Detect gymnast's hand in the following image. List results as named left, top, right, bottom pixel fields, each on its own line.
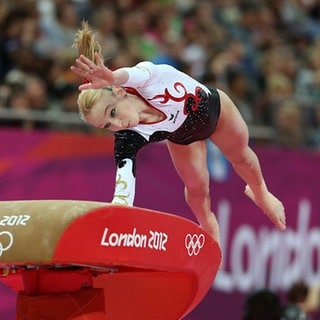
left=71, top=53, right=115, bottom=90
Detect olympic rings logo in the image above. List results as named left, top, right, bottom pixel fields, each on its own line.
left=0, top=231, right=14, bottom=257
left=185, top=233, right=205, bottom=256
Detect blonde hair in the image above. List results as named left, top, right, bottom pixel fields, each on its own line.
left=77, top=89, right=105, bottom=120
left=73, top=21, right=108, bottom=120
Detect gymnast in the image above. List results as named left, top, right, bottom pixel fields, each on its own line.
left=70, top=22, right=286, bottom=244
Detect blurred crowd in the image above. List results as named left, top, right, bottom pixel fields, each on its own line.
left=0, top=0, right=320, bottom=147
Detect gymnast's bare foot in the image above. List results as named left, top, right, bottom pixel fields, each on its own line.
left=244, top=185, right=286, bottom=231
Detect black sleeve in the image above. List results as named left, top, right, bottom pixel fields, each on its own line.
left=114, top=130, right=149, bottom=174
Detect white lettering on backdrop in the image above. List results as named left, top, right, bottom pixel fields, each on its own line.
left=214, top=198, right=320, bottom=292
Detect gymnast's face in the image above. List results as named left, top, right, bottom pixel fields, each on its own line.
left=86, top=87, right=140, bottom=131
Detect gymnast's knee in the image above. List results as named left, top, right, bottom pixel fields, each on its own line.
left=184, top=184, right=210, bottom=202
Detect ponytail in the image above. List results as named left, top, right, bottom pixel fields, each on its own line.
left=73, top=21, right=108, bottom=121
left=73, top=20, right=101, bottom=62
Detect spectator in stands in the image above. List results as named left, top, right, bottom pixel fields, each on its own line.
left=0, top=3, right=39, bottom=81
left=309, top=104, right=320, bottom=148
left=0, top=83, right=11, bottom=109
left=225, top=67, right=254, bottom=125
left=273, top=101, right=306, bottom=148
left=90, top=6, right=119, bottom=61
left=243, top=288, right=282, bottom=320
left=282, top=281, right=314, bottom=320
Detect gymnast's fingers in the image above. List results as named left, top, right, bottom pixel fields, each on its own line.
left=78, top=82, right=93, bottom=90
left=95, top=53, right=105, bottom=67
left=70, top=65, right=87, bottom=77
left=79, top=54, right=97, bottom=69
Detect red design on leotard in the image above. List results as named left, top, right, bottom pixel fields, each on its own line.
left=149, top=83, right=205, bottom=115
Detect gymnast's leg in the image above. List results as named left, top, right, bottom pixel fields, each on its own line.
left=210, top=89, right=286, bottom=230
left=167, top=140, right=220, bottom=244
